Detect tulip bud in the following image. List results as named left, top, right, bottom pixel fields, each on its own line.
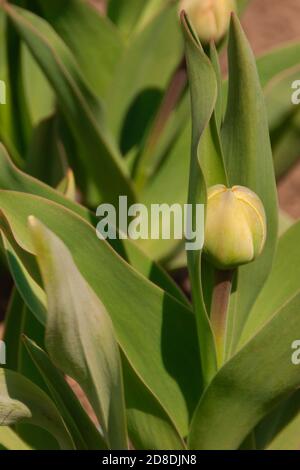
left=180, top=0, right=236, bottom=44
left=204, top=185, right=267, bottom=270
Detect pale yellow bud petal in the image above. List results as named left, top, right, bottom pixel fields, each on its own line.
left=204, top=185, right=267, bottom=269
left=180, top=0, right=236, bottom=43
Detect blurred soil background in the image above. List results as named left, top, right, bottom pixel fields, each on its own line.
left=0, top=0, right=300, bottom=339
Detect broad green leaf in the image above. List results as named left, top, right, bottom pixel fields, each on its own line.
left=264, top=67, right=300, bottom=131
left=138, top=123, right=191, bottom=261
left=256, top=41, right=300, bottom=177
left=221, top=15, right=278, bottom=354
left=189, top=291, right=300, bottom=449
left=272, top=109, right=300, bottom=179
left=0, top=191, right=201, bottom=436
left=22, top=43, right=54, bottom=125
left=2, top=285, right=61, bottom=449
left=255, top=390, right=300, bottom=450
left=26, top=114, right=65, bottom=187
left=1, top=233, right=47, bottom=325
left=263, top=65, right=300, bottom=178
left=267, top=416, right=300, bottom=450
left=209, top=43, right=223, bottom=129
left=29, top=217, right=128, bottom=450
left=107, top=3, right=183, bottom=155
left=108, top=0, right=166, bottom=39
left=108, top=0, right=148, bottom=38
left=3, top=288, right=25, bottom=371
left=6, top=8, right=32, bottom=156
left=0, top=426, right=31, bottom=450
left=122, top=356, right=186, bottom=450
left=240, top=221, right=300, bottom=346
left=0, top=145, right=188, bottom=305
left=23, top=337, right=107, bottom=450
left=34, top=0, right=124, bottom=98
left=0, top=368, right=74, bottom=449
left=257, top=41, right=300, bottom=88
left=182, top=12, right=218, bottom=384
left=3, top=3, right=135, bottom=207
left=0, top=10, right=21, bottom=164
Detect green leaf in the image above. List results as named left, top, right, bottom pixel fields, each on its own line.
left=0, top=191, right=200, bottom=437
left=26, top=114, right=65, bottom=187
left=189, top=290, right=300, bottom=449
left=0, top=426, right=31, bottom=450
left=0, top=10, right=22, bottom=165
left=1, top=233, right=47, bottom=325
left=29, top=217, right=128, bottom=449
left=272, top=109, right=300, bottom=179
left=121, top=356, right=186, bottom=450
left=0, top=368, right=74, bottom=449
left=240, top=221, right=300, bottom=346
left=0, top=144, right=188, bottom=305
left=6, top=7, right=32, bottom=156
left=182, top=12, right=218, bottom=384
left=107, top=3, right=183, bottom=156
left=221, top=14, right=278, bottom=354
left=255, top=390, right=300, bottom=450
left=138, top=123, right=191, bottom=261
left=257, top=41, right=300, bottom=88
left=22, top=43, right=54, bottom=125
left=252, top=42, right=300, bottom=178
left=108, top=0, right=165, bottom=39
left=2, top=288, right=25, bottom=371
left=3, top=3, right=135, bottom=207
left=34, top=0, right=124, bottom=98
left=23, top=337, right=107, bottom=450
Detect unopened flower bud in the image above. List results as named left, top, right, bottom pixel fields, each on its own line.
left=180, top=0, right=236, bottom=43
left=204, top=185, right=267, bottom=270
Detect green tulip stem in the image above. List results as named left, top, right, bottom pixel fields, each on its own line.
left=210, top=268, right=234, bottom=367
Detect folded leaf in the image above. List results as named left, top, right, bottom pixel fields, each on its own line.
left=23, top=337, right=107, bottom=450
left=221, top=14, right=278, bottom=354
left=29, top=217, right=128, bottom=450
left=0, top=368, right=74, bottom=449
left=189, top=291, right=300, bottom=449
left=182, top=12, right=218, bottom=384
left=0, top=426, right=31, bottom=450
left=240, top=221, right=300, bottom=345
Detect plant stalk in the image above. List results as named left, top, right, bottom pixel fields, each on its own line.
left=210, top=268, right=234, bottom=368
